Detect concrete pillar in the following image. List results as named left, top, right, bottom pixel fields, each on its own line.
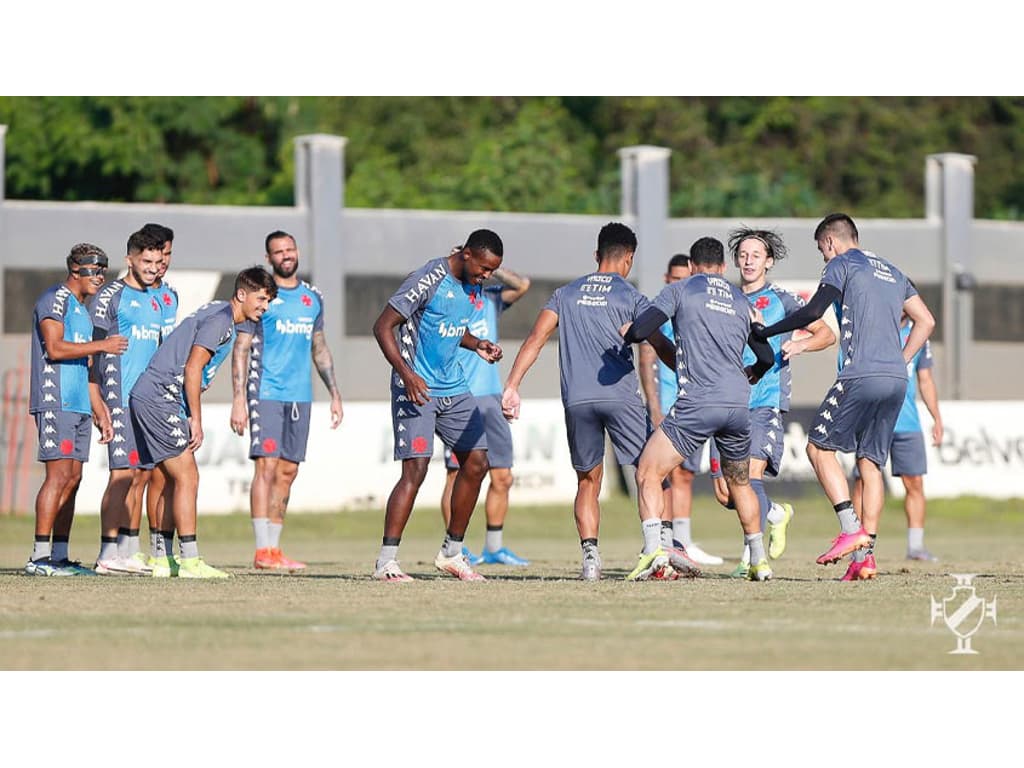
left=925, top=153, right=977, bottom=400
left=294, top=134, right=347, bottom=351
left=618, top=145, right=671, bottom=298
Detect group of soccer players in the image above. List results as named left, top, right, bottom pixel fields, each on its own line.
left=372, top=216, right=936, bottom=584
left=25, top=226, right=341, bottom=578
left=25, top=213, right=939, bottom=583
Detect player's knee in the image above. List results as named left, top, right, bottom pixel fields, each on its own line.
left=489, top=468, right=513, bottom=493
left=459, top=450, right=489, bottom=480
left=903, top=475, right=924, bottom=495
left=276, top=462, right=299, bottom=486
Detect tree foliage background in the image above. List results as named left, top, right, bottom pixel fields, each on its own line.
left=1, top=96, right=1022, bottom=219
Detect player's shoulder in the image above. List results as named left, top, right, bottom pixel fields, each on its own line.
left=301, top=279, right=325, bottom=301
left=767, top=282, right=805, bottom=306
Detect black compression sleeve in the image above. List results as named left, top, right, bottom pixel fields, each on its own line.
left=747, top=324, right=775, bottom=382
left=757, top=284, right=841, bottom=339
left=624, top=306, right=669, bottom=344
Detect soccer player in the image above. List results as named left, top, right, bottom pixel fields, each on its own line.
left=25, top=243, right=128, bottom=576
left=623, top=237, right=777, bottom=582
left=230, top=231, right=345, bottom=571
left=637, top=253, right=724, bottom=566
left=752, top=213, right=935, bottom=581
left=129, top=267, right=277, bottom=578
left=714, top=227, right=836, bottom=577
left=851, top=310, right=943, bottom=562
left=501, top=222, right=677, bottom=581
left=90, top=228, right=167, bottom=574
left=439, top=262, right=531, bottom=566
left=371, top=229, right=504, bottom=582
left=140, top=222, right=179, bottom=564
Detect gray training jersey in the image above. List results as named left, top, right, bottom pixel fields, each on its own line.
left=543, top=272, right=650, bottom=408
left=820, top=248, right=917, bottom=381
left=653, top=273, right=753, bottom=409
left=131, top=301, right=236, bottom=405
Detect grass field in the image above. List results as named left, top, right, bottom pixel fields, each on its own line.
left=1, top=493, right=1021, bottom=670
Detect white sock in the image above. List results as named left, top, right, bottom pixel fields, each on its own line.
left=745, top=533, right=765, bottom=564
left=672, top=517, right=692, bottom=547
left=252, top=518, right=270, bottom=550
left=485, top=526, right=503, bottom=553
left=377, top=544, right=399, bottom=570
left=908, top=527, right=925, bottom=551
left=740, top=542, right=751, bottom=565
left=641, top=518, right=662, bottom=555
left=268, top=522, right=283, bottom=549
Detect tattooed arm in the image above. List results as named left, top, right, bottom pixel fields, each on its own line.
left=312, top=329, right=344, bottom=429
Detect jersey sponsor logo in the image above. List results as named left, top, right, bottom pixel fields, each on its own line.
left=51, top=286, right=70, bottom=317
left=404, top=263, right=448, bottom=303
left=93, top=283, right=122, bottom=320
left=438, top=321, right=467, bottom=338
left=129, top=325, right=157, bottom=342
left=274, top=318, right=314, bottom=338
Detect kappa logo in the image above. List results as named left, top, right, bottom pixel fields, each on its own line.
left=175, top=438, right=188, bottom=447
left=105, top=377, right=117, bottom=386
left=843, top=330, right=853, bottom=340
left=42, top=379, right=55, bottom=388
left=166, top=415, right=181, bottom=423
left=827, top=396, right=839, bottom=407
left=43, top=411, right=55, bottom=420
left=43, top=393, right=56, bottom=402
left=112, top=420, right=124, bottom=429
left=170, top=428, right=185, bottom=437
left=113, top=448, right=126, bottom=457
left=819, top=410, right=833, bottom=422
left=111, top=408, right=123, bottom=415
left=44, top=439, right=56, bottom=449
left=814, top=424, right=828, bottom=436
left=130, top=300, right=142, bottom=308
left=112, top=435, right=125, bottom=443
left=105, top=364, right=117, bottom=373
left=44, top=425, right=56, bottom=434
left=43, top=365, right=55, bottom=374
left=106, top=392, right=117, bottom=401
left=766, top=430, right=776, bottom=441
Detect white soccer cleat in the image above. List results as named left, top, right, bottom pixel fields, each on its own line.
left=94, top=557, right=139, bottom=575
left=434, top=550, right=486, bottom=581
left=372, top=559, right=414, bottom=582
left=679, top=541, right=724, bottom=566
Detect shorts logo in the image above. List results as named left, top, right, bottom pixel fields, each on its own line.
left=411, top=436, right=429, bottom=453
left=710, top=458, right=720, bottom=474
left=128, top=450, right=140, bottom=467
left=262, top=438, right=278, bottom=453
left=60, top=439, right=73, bottom=455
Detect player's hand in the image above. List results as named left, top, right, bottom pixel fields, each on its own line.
left=102, top=335, right=129, bottom=354
left=330, top=394, right=344, bottom=429
left=781, top=338, right=806, bottom=360
left=188, top=416, right=204, bottom=452
left=93, top=408, right=114, bottom=444
left=403, top=372, right=431, bottom=406
left=744, top=365, right=760, bottom=385
left=476, top=340, right=503, bottom=363
left=932, top=419, right=944, bottom=447
left=230, top=398, right=248, bottom=436
left=501, top=387, right=521, bottom=421
left=618, top=321, right=633, bottom=339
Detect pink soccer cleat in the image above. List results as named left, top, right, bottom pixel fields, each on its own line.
left=841, top=553, right=878, bottom=581
left=816, top=528, right=872, bottom=565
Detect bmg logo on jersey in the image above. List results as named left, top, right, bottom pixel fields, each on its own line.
left=275, top=318, right=315, bottom=338
left=438, top=321, right=467, bottom=338
left=131, top=325, right=161, bottom=342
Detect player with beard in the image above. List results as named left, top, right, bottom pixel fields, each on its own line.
left=230, top=232, right=344, bottom=571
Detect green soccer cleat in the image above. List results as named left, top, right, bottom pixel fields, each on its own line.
left=730, top=561, right=750, bottom=579
left=767, top=502, right=795, bottom=560
left=149, top=555, right=180, bottom=578
left=178, top=557, right=230, bottom=579
left=625, top=548, right=669, bottom=581
left=747, top=559, right=774, bottom=582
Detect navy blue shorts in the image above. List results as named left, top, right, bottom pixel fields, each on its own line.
left=661, top=402, right=751, bottom=470
left=107, top=404, right=154, bottom=470
left=445, top=394, right=513, bottom=470
left=248, top=399, right=312, bottom=463
left=129, top=394, right=189, bottom=465
left=392, top=390, right=486, bottom=460
left=808, top=375, right=907, bottom=467
left=565, top=401, right=649, bottom=472
left=35, top=410, right=91, bottom=463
